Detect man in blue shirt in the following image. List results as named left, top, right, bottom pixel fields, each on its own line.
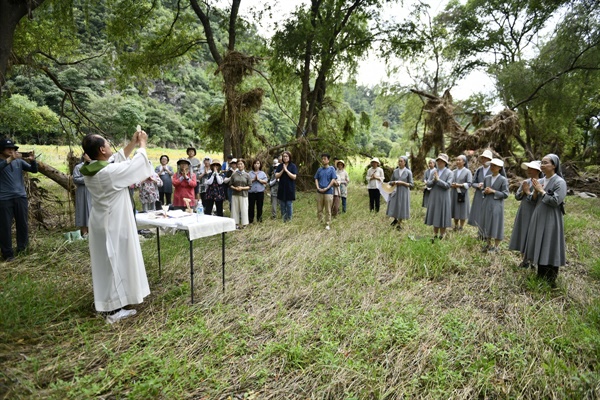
left=314, top=153, right=337, bottom=230
left=0, top=139, right=38, bottom=261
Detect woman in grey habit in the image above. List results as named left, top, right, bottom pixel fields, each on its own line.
left=451, top=155, right=472, bottom=231
left=425, top=153, right=453, bottom=241
left=480, top=158, right=509, bottom=253
left=422, top=159, right=435, bottom=208
left=386, top=156, right=413, bottom=230
left=524, top=154, right=567, bottom=287
left=467, top=149, right=493, bottom=239
left=508, top=160, right=543, bottom=268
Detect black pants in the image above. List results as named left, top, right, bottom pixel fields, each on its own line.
left=368, top=189, right=380, bottom=212
left=248, top=192, right=265, bottom=223
left=0, top=197, right=29, bottom=259
left=158, top=191, right=171, bottom=206
left=204, top=199, right=224, bottom=217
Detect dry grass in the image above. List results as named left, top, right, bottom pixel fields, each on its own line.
left=1, top=161, right=600, bottom=398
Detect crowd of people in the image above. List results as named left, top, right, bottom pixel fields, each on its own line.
left=0, top=134, right=568, bottom=324
left=376, top=150, right=566, bottom=288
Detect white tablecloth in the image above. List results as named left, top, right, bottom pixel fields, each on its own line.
left=136, top=212, right=236, bottom=240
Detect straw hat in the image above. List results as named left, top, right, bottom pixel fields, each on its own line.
left=521, top=160, right=541, bottom=171
left=210, top=159, right=222, bottom=168
left=370, top=157, right=380, bottom=165
left=336, top=159, right=345, bottom=167
left=480, top=149, right=493, bottom=160
left=436, top=153, right=449, bottom=164
left=490, top=158, right=504, bottom=167
left=381, top=182, right=396, bottom=193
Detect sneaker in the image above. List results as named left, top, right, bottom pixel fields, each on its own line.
left=106, top=309, right=137, bottom=324
left=325, top=225, right=330, bottom=230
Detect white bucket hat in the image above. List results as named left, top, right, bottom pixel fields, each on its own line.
left=480, top=149, right=493, bottom=160
left=521, top=160, right=541, bottom=172
left=490, top=158, right=504, bottom=167
left=370, top=157, right=380, bottom=165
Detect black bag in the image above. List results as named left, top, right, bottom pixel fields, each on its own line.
left=457, top=192, right=465, bottom=203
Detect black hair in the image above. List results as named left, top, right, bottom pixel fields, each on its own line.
left=186, top=147, right=196, bottom=156
left=160, top=155, right=169, bottom=163
left=321, top=153, right=330, bottom=160
left=82, top=134, right=106, bottom=160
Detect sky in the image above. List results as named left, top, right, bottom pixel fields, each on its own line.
left=235, top=0, right=498, bottom=101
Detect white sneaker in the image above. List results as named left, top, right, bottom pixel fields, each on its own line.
left=325, top=225, right=330, bottom=230
left=106, top=309, right=137, bottom=324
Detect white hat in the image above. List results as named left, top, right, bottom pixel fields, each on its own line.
left=381, top=182, right=395, bottom=193
left=231, top=158, right=238, bottom=163
left=521, top=160, right=541, bottom=172
left=370, top=157, right=380, bottom=165
left=273, top=158, right=279, bottom=165
left=481, top=149, right=493, bottom=160
left=436, top=153, right=449, bottom=164
left=490, top=158, right=504, bottom=167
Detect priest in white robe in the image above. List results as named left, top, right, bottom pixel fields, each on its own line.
left=81, top=131, right=153, bottom=322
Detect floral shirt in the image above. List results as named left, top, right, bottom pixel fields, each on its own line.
left=137, top=171, right=162, bottom=204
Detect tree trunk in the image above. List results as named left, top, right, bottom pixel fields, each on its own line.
left=37, top=161, right=75, bottom=193
left=0, top=0, right=46, bottom=89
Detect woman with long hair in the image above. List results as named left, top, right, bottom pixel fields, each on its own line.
left=248, top=159, right=268, bottom=223
left=275, top=151, right=298, bottom=222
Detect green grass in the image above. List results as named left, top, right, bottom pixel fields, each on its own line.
left=1, top=151, right=600, bottom=398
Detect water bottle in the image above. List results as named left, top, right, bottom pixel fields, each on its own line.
left=196, top=203, right=204, bottom=221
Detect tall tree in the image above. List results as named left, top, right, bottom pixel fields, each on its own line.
left=0, top=0, right=47, bottom=89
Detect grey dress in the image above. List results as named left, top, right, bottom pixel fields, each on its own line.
left=425, top=168, right=453, bottom=228
left=386, top=168, right=414, bottom=220
left=451, top=167, right=473, bottom=220
left=467, top=166, right=492, bottom=229
left=480, top=174, right=509, bottom=240
left=524, top=175, right=567, bottom=266
left=73, top=163, right=92, bottom=227
left=422, top=168, right=434, bottom=208
left=508, top=179, right=541, bottom=253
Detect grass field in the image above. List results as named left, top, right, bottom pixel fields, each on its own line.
left=1, top=147, right=600, bottom=398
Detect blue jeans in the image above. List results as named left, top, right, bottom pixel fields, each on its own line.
left=279, top=200, right=293, bottom=222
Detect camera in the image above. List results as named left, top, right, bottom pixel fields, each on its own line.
left=20, top=151, right=33, bottom=158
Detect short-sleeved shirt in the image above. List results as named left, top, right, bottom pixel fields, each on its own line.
left=249, top=170, right=268, bottom=193
left=0, top=159, right=38, bottom=200
left=314, top=166, right=337, bottom=195
left=276, top=162, right=297, bottom=201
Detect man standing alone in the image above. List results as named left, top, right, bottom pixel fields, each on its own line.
left=81, top=130, right=153, bottom=324
left=314, top=153, right=337, bottom=230
left=0, top=139, right=38, bottom=262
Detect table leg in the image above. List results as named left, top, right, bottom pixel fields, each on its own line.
left=156, top=227, right=162, bottom=278
left=189, top=232, right=194, bottom=304
left=222, top=232, right=225, bottom=293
